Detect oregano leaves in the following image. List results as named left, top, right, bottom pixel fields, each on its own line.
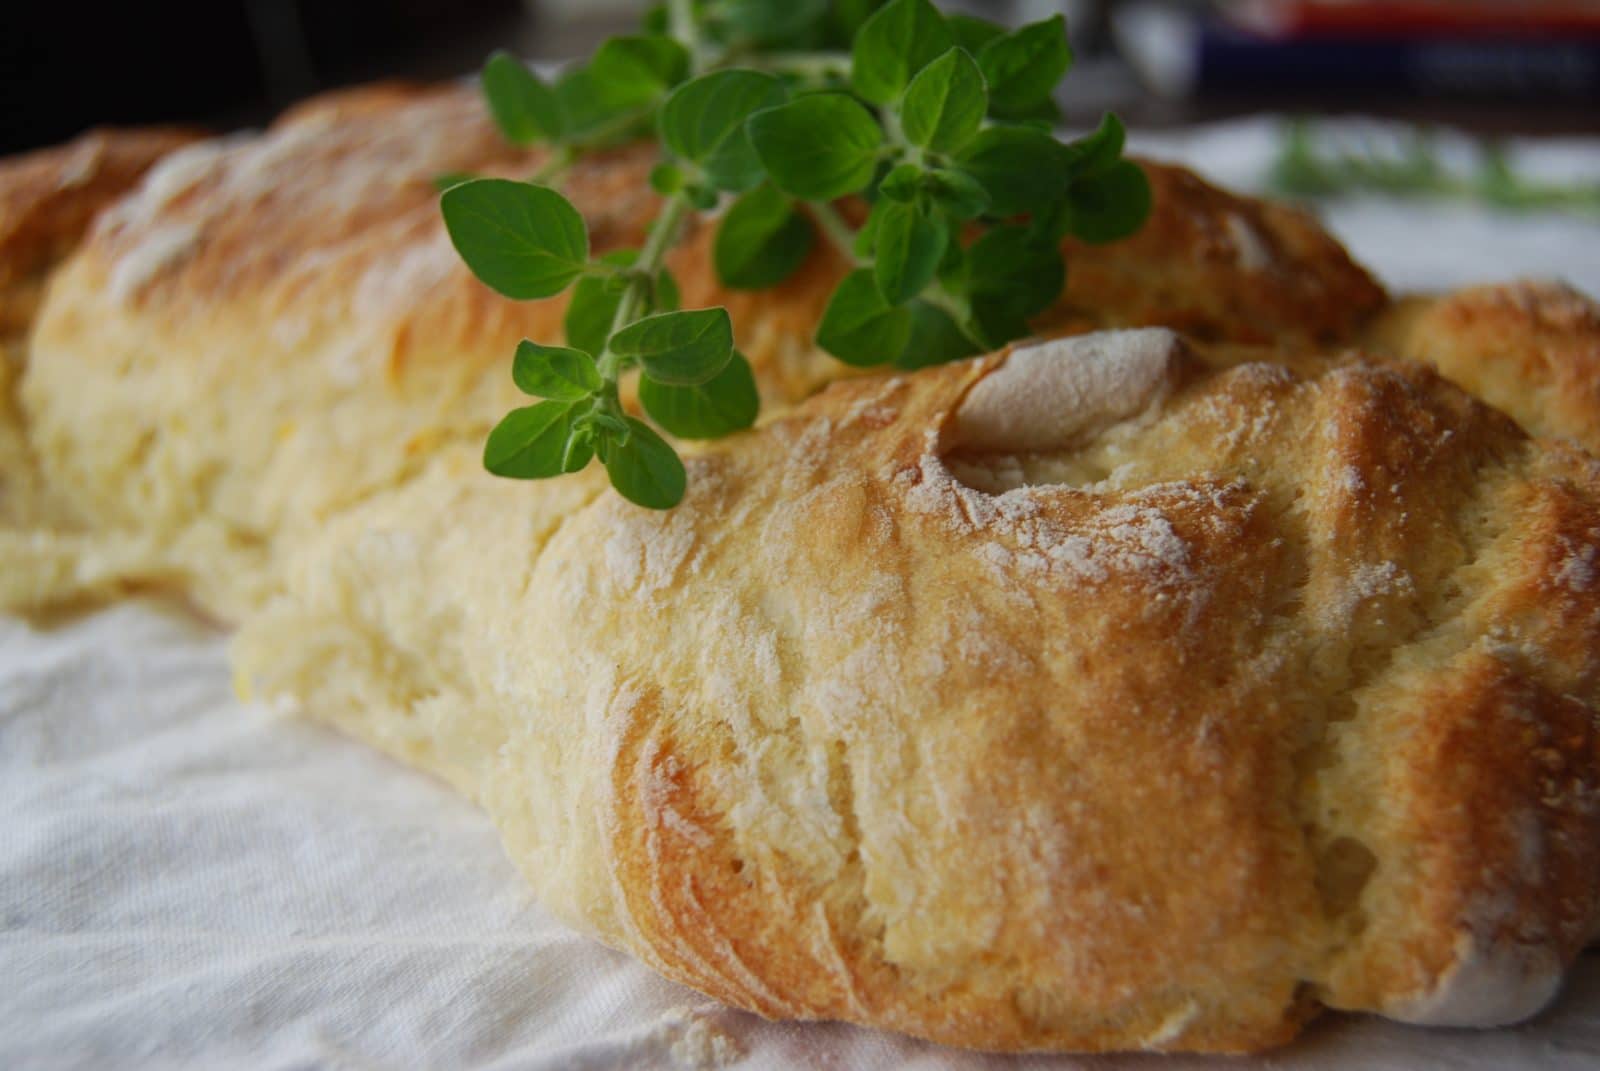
left=450, top=0, right=1151, bottom=509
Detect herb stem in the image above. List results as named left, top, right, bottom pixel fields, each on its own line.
left=1271, top=119, right=1600, bottom=218
left=598, top=193, right=692, bottom=381
left=923, top=283, right=990, bottom=351
left=668, top=0, right=704, bottom=76
left=746, top=51, right=852, bottom=85
left=804, top=201, right=861, bottom=266
left=530, top=146, right=575, bottom=186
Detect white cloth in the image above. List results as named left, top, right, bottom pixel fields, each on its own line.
left=4, top=119, right=1600, bottom=1070
left=1128, top=117, right=1600, bottom=298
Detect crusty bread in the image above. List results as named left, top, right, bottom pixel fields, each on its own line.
left=0, top=125, right=199, bottom=340
left=10, top=86, right=637, bottom=615
left=1367, top=280, right=1600, bottom=454
left=0, top=126, right=198, bottom=604
left=5, top=83, right=1384, bottom=619
left=1054, top=162, right=1387, bottom=345
left=4, top=83, right=1600, bottom=1055
left=234, top=330, right=1600, bottom=1052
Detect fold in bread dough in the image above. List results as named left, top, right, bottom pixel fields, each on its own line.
left=952, top=329, right=1181, bottom=452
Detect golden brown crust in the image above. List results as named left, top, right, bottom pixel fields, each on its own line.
left=0, top=126, right=199, bottom=337
left=9, top=80, right=1599, bottom=1054
left=233, top=332, right=1600, bottom=1052
left=585, top=341, right=1599, bottom=1050
left=57, top=83, right=1386, bottom=406
left=14, top=88, right=657, bottom=616
left=0, top=125, right=198, bottom=580
left=1365, top=281, right=1600, bottom=453
left=10, top=82, right=1396, bottom=620
left=1056, top=161, right=1388, bottom=346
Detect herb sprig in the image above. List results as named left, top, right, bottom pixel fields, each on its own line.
left=1272, top=119, right=1600, bottom=218
left=442, top=0, right=1151, bottom=508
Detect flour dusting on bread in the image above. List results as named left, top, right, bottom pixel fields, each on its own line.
left=905, top=453, right=1199, bottom=590
left=897, top=330, right=1207, bottom=588
left=106, top=221, right=200, bottom=302
left=1385, top=924, right=1564, bottom=1027
left=952, top=329, right=1181, bottom=453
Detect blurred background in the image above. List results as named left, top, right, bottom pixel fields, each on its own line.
left=2, top=1, right=1596, bottom=156
left=2, top=0, right=1596, bottom=261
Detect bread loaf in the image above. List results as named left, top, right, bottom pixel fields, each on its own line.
left=3, top=83, right=1599, bottom=1055
left=234, top=330, right=1600, bottom=1051
left=0, top=125, right=198, bottom=340
left=3, top=84, right=1382, bottom=619
left=0, top=126, right=198, bottom=604
left=1367, top=280, right=1600, bottom=453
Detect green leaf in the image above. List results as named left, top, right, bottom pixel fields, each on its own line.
left=1007, top=98, right=1063, bottom=125
left=924, top=168, right=989, bottom=219
left=589, top=35, right=690, bottom=110
left=895, top=299, right=981, bottom=369
left=441, top=179, right=589, bottom=299
left=610, top=308, right=734, bottom=385
left=966, top=225, right=1065, bottom=345
left=851, top=0, right=953, bottom=105
left=720, top=0, right=829, bottom=46
left=746, top=94, right=884, bottom=201
left=816, top=269, right=911, bottom=366
left=511, top=341, right=602, bottom=400
left=968, top=295, right=1030, bottom=349
left=604, top=417, right=686, bottom=509
left=553, top=67, right=620, bottom=141
left=714, top=184, right=815, bottom=290
left=826, top=0, right=890, bottom=46
left=482, top=51, right=563, bottom=144
left=639, top=351, right=760, bottom=438
left=660, top=70, right=788, bottom=192
left=968, top=225, right=1065, bottom=316
left=563, top=251, right=681, bottom=354
left=872, top=200, right=947, bottom=305
left=484, top=400, right=590, bottom=478
left=947, top=14, right=1005, bottom=55
left=1060, top=159, right=1152, bottom=244
left=935, top=233, right=965, bottom=289
left=650, top=162, right=684, bottom=195
left=552, top=37, right=688, bottom=143
left=685, top=184, right=719, bottom=211
left=1028, top=115, right=1137, bottom=243
left=853, top=205, right=881, bottom=258
left=901, top=48, right=986, bottom=153
left=955, top=126, right=1073, bottom=216
left=878, top=163, right=922, bottom=203
left=564, top=252, right=631, bottom=355
left=654, top=266, right=681, bottom=312
left=1062, top=112, right=1127, bottom=176
left=977, top=15, right=1073, bottom=119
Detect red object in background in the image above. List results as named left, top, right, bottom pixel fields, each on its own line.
left=1228, top=0, right=1600, bottom=38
